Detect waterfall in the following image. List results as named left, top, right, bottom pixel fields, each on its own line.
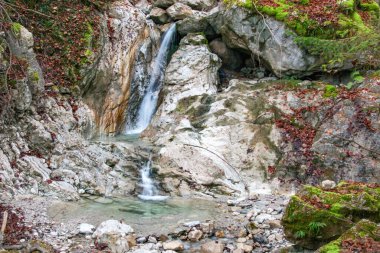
left=125, top=24, right=177, bottom=135
left=138, top=156, right=168, bottom=201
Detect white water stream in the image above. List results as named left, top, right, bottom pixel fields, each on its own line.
left=138, top=156, right=168, bottom=201
left=125, top=24, right=177, bottom=135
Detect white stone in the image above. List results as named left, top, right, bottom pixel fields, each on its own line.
left=92, top=220, right=133, bottom=238
left=162, top=241, right=184, bottom=251
left=78, top=223, right=95, bottom=234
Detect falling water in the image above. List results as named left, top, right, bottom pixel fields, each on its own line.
left=138, top=157, right=168, bottom=201
left=126, top=24, right=177, bottom=134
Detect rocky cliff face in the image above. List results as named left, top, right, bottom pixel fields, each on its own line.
left=143, top=33, right=379, bottom=197
left=81, top=1, right=157, bottom=134
left=0, top=15, right=150, bottom=201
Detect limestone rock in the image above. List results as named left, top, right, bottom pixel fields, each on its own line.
left=282, top=183, right=380, bottom=249
left=188, top=229, right=203, bottom=241
left=162, top=240, right=184, bottom=251
left=78, top=223, right=95, bottom=234
left=153, top=0, right=175, bottom=9
left=321, top=180, right=336, bottom=190
left=179, top=0, right=216, bottom=10
left=150, top=7, right=171, bottom=24
left=317, top=219, right=380, bottom=253
left=81, top=2, right=148, bottom=133
left=166, top=3, right=193, bottom=20
left=161, top=33, right=221, bottom=114
left=92, top=220, right=134, bottom=253
left=208, top=6, right=318, bottom=77
left=93, top=220, right=134, bottom=238
left=200, top=241, right=225, bottom=253
left=177, top=11, right=216, bottom=37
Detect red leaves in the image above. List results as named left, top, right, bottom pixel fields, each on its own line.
left=0, top=204, right=32, bottom=245
left=268, top=166, right=276, bottom=174
left=5, top=0, right=103, bottom=87
left=341, top=238, right=380, bottom=253
left=301, top=195, right=331, bottom=210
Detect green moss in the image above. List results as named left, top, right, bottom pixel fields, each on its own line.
left=323, top=85, right=338, bottom=98
left=283, top=182, right=380, bottom=249
left=318, top=240, right=341, bottom=253
left=32, top=71, right=39, bottom=82
left=176, top=96, right=199, bottom=114
left=11, top=22, right=22, bottom=37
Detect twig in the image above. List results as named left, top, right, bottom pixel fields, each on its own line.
left=1, top=210, right=8, bottom=233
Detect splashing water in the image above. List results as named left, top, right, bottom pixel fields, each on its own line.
left=138, top=157, right=168, bottom=201
left=126, top=24, right=177, bottom=134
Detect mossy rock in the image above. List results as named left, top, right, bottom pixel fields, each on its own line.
left=317, top=219, right=380, bottom=253
left=282, top=182, right=380, bottom=249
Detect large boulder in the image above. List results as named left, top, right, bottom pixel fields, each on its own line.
left=149, top=7, right=171, bottom=24
left=93, top=220, right=134, bottom=253
left=153, top=0, right=175, bottom=9
left=317, top=219, right=380, bottom=253
left=209, top=38, right=243, bottom=70
left=177, top=11, right=216, bottom=37
left=282, top=182, right=380, bottom=249
left=179, top=0, right=217, bottom=11
left=208, top=6, right=318, bottom=77
left=161, top=33, right=221, bottom=114
left=166, top=3, right=193, bottom=20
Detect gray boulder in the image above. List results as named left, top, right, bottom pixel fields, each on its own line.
left=149, top=7, right=171, bottom=24
left=179, top=0, right=216, bottom=11
left=161, top=33, right=221, bottom=114
left=166, top=3, right=193, bottom=20
left=153, top=0, right=175, bottom=9
left=177, top=11, right=216, bottom=37
left=208, top=6, right=318, bottom=77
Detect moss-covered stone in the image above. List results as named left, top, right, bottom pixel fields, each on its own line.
left=11, top=22, right=22, bottom=38
left=317, top=219, right=380, bottom=253
left=282, top=182, right=380, bottom=249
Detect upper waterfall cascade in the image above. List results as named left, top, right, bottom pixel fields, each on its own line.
left=125, top=24, right=177, bottom=135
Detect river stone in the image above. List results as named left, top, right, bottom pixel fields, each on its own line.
left=93, top=220, right=134, bottom=238
left=166, top=3, right=193, bottom=20
left=162, top=240, right=184, bottom=251
left=255, top=213, right=273, bottom=224
left=200, top=241, right=225, bottom=253
left=321, top=180, right=336, bottom=190
left=149, top=7, right=171, bottom=24
left=188, top=229, right=203, bottom=241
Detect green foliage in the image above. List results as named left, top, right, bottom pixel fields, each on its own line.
left=224, top=0, right=380, bottom=40
left=308, top=221, right=327, bottom=234
left=295, top=230, right=306, bottom=239
left=323, top=85, right=338, bottom=98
